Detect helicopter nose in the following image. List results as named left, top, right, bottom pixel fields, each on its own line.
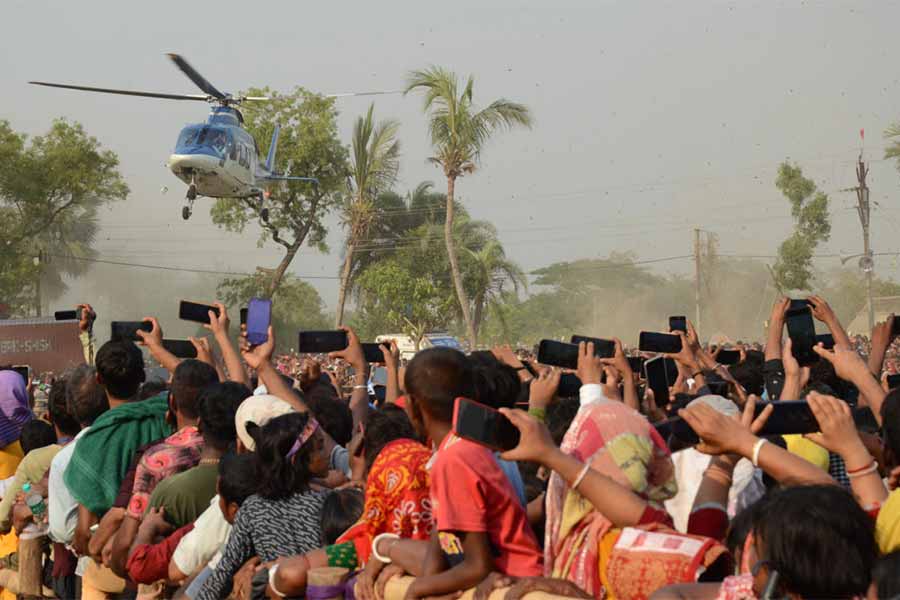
left=167, top=153, right=220, bottom=175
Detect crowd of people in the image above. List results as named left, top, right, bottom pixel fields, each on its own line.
left=1, top=296, right=900, bottom=599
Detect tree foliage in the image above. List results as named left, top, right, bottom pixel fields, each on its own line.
left=771, top=162, right=831, bottom=292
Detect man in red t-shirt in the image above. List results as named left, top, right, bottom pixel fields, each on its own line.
left=401, top=348, right=543, bottom=599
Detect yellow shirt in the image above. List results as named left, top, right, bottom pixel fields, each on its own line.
left=0, top=441, right=24, bottom=600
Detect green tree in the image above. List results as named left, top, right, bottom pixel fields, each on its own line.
left=0, top=119, right=128, bottom=315
left=210, top=88, right=349, bottom=297
left=336, top=104, right=400, bottom=327
left=771, top=162, right=831, bottom=292
left=405, top=66, right=533, bottom=348
left=218, top=271, right=328, bottom=346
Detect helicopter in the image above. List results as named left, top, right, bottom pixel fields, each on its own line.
left=30, top=54, right=329, bottom=221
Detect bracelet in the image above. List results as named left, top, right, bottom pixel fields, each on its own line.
left=352, top=385, right=367, bottom=390
left=571, top=463, right=591, bottom=491
left=528, top=407, right=547, bottom=422
left=848, top=461, right=879, bottom=479
left=752, top=438, right=769, bottom=467
left=846, top=458, right=876, bottom=474
left=691, top=370, right=703, bottom=379
left=268, top=563, right=287, bottom=598
left=371, top=532, right=400, bottom=563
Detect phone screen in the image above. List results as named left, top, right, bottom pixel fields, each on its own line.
left=644, top=356, right=670, bottom=407
left=639, top=331, right=683, bottom=354
left=892, top=318, right=900, bottom=338
left=240, top=308, right=248, bottom=326
left=557, top=373, right=583, bottom=397
left=111, top=321, right=152, bottom=342
left=161, top=339, right=198, bottom=359
left=537, top=340, right=579, bottom=370
left=362, top=343, right=386, bottom=364
left=815, top=333, right=835, bottom=350
left=669, top=316, right=687, bottom=333
left=569, top=335, right=615, bottom=358
left=627, top=356, right=645, bottom=374
left=785, top=305, right=818, bottom=366
left=179, top=300, right=219, bottom=325
left=888, top=374, right=900, bottom=390
left=246, top=298, right=272, bottom=346
left=298, top=330, right=349, bottom=354
left=452, top=397, right=520, bottom=452
left=54, top=310, right=79, bottom=321
left=669, top=400, right=819, bottom=446
left=717, top=349, right=740, bottom=365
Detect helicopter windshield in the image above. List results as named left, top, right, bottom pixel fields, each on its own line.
left=175, top=126, right=232, bottom=158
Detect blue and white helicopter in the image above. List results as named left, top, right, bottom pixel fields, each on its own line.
left=32, top=54, right=361, bottom=221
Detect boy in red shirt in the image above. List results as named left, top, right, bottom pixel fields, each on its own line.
left=401, top=348, right=542, bottom=598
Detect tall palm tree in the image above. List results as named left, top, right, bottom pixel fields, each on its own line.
left=335, top=104, right=400, bottom=327
left=405, top=66, right=533, bottom=347
left=464, top=239, right=527, bottom=339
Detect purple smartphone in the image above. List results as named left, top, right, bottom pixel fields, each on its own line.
left=246, top=298, right=272, bottom=346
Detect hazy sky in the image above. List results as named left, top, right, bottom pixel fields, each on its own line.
left=4, top=0, right=900, bottom=320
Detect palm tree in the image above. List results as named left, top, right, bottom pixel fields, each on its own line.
left=335, top=104, right=400, bottom=327
left=464, top=239, right=527, bottom=340
left=405, top=66, right=533, bottom=347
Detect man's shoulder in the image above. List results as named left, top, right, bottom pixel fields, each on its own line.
left=434, top=435, right=495, bottom=472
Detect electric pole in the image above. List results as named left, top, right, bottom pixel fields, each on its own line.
left=694, top=228, right=702, bottom=331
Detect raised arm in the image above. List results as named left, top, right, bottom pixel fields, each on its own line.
left=329, top=327, right=370, bottom=431
left=779, top=338, right=810, bottom=401
left=813, top=344, right=887, bottom=425
left=809, top=295, right=852, bottom=349
left=601, top=338, right=639, bottom=411
left=765, top=297, right=790, bottom=362
left=868, top=315, right=894, bottom=378
left=137, top=317, right=180, bottom=374
left=206, top=303, right=247, bottom=385
left=240, top=326, right=308, bottom=413
left=380, top=340, right=401, bottom=405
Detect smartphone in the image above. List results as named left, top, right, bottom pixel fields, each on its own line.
left=54, top=309, right=80, bottom=321
left=537, top=340, right=579, bottom=370
left=452, top=397, right=520, bottom=452
left=892, top=317, right=900, bottom=338
left=298, top=330, right=349, bottom=354
left=815, top=333, right=835, bottom=350
left=161, top=339, right=198, bottom=359
left=246, top=298, right=272, bottom=346
left=639, top=331, right=683, bottom=354
left=569, top=335, right=616, bottom=359
left=557, top=373, right=583, bottom=397
left=644, top=356, right=671, bottom=407
left=11, top=365, right=30, bottom=383
left=178, top=300, right=220, bottom=325
left=888, top=374, right=900, bottom=390
left=669, top=316, right=687, bottom=333
left=240, top=308, right=248, bottom=326
left=785, top=302, right=818, bottom=366
left=670, top=400, right=820, bottom=445
left=362, top=342, right=387, bottom=364
left=627, top=356, right=645, bottom=375
left=111, top=321, right=153, bottom=342
left=717, top=349, right=740, bottom=365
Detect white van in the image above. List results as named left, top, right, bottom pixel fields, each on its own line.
left=375, top=333, right=463, bottom=360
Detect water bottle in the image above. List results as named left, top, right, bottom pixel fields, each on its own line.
left=22, top=483, right=45, bottom=520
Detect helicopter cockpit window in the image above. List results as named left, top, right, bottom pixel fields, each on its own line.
left=175, top=126, right=231, bottom=157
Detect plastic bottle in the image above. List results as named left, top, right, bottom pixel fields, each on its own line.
left=22, top=483, right=45, bottom=520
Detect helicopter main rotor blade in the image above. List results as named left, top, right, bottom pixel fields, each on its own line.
left=166, top=54, right=227, bottom=100
left=29, top=81, right=209, bottom=101
left=323, top=90, right=404, bottom=98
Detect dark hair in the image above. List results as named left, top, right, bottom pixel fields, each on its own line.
left=198, top=382, right=250, bottom=451
left=363, top=405, right=417, bottom=472
left=882, top=389, right=900, bottom=465
left=872, top=551, right=900, bottom=599
left=753, top=485, right=877, bottom=598
left=253, top=412, right=317, bottom=499
left=404, top=348, right=475, bottom=423
left=66, top=365, right=109, bottom=427
left=320, top=488, right=364, bottom=545
left=470, top=351, right=521, bottom=410
left=139, top=379, right=169, bottom=400
left=95, top=341, right=145, bottom=399
left=218, top=452, right=259, bottom=506
left=48, top=379, right=79, bottom=437
left=728, top=360, right=764, bottom=396
left=305, top=386, right=353, bottom=446
left=19, top=420, right=56, bottom=455
left=545, top=397, right=579, bottom=447
left=170, top=360, right=219, bottom=420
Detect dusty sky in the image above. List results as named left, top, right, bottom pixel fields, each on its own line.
left=4, top=0, right=900, bottom=323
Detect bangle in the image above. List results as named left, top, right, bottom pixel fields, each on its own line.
left=268, top=563, right=287, bottom=598
left=848, top=461, right=879, bottom=479
left=846, top=458, right=876, bottom=474
left=352, top=385, right=367, bottom=390
left=528, top=407, right=547, bottom=422
left=571, top=463, right=591, bottom=491
left=752, top=438, right=768, bottom=467
left=371, top=532, right=399, bottom=563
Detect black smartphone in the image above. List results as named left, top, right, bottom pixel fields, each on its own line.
left=537, top=340, right=579, bottom=370
left=789, top=298, right=813, bottom=312
left=11, top=365, right=30, bottom=383
left=892, top=317, right=900, bottom=338
left=569, top=335, right=615, bottom=359
left=644, top=356, right=670, bottom=407
left=815, top=333, right=835, bottom=350
left=54, top=309, right=80, bottom=321
left=111, top=321, right=153, bottom=342
left=669, top=316, right=687, bottom=333
left=639, top=331, right=683, bottom=354
left=161, top=339, right=198, bottom=359
left=362, top=342, right=387, bottom=364
left=785, top=302, right=819, bottom=366
left=888, top=374, right=900, bottom=390
left=178, top=300, right=220, bottom=325
left=672, top=400, right=819, bottom=445
left=298, top=330, right=349, bottom=354
left=239, top=308, right=248, bottom=326
left=717, top=349, right=741, bottom=365
left=627, top=356, right=645, bottom=375
left=452, top=397, right=520, bottom=452
left=557, top=373, right=583, bottom=397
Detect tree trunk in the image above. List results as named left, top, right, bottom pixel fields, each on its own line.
left=267, top=242, right=301, bottom=298
left=472, top=293, right=485, bottom=342
left=335, top=241, right=355, bottom=327
left=445, top=177, right=477, bottom=349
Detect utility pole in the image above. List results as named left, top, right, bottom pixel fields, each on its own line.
left=694, top=228, right=702, bottom=331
